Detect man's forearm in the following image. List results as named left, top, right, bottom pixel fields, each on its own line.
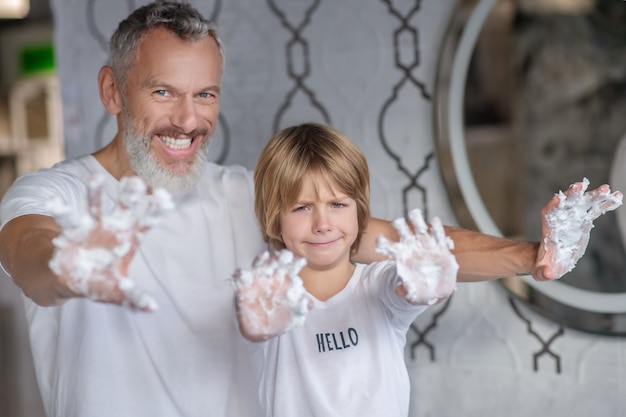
left=356, top=218, right=539, bottom=282
left=354, top=217, right=399, bottom=264
left=0, top=216, right=71, bottom=306
left=444, top=226, right=539, bottom=282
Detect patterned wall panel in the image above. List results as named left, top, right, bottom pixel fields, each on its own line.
left=48, top=0, right=626, bottom=416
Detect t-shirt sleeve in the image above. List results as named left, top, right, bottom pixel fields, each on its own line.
left=0, top=169, right=88, bottom=228
left=363, top=261, right=428, bottom=329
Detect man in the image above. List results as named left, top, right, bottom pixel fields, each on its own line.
left=0, top=2, right=620, bottom=417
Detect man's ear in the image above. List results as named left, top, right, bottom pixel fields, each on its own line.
left=98, top=66, right=123, bottom=115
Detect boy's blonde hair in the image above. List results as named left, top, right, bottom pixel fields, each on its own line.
left=254, top=123, right=371, bottom=254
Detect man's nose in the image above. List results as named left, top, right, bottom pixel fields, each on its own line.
left=171, top=96, right=198, bottom=133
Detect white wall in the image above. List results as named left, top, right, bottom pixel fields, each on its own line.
left=41, top=1, right=626, bottom=416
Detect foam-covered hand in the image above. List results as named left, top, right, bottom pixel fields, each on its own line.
left=533, top=178, right=622, bottom=281
left=47, top=175, right=174, bottom=311
left=377, top=208, right=458, bottom=305
left=233, top=249, right=310, bottom=341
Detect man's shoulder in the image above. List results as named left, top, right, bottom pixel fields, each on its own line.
left=8, top=155, right=96, bottom=193
left=0, top=156, right=96, bottom=224
left=203, top=162, right=253, bottom=180
left=49, top=154, right=100, bottom=176
left=200, top=162, right=254, bottom=192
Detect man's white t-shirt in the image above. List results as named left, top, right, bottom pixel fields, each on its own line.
left=0, top=155, right=266, bottom=417
left=259, top=262, right=427, bottom=417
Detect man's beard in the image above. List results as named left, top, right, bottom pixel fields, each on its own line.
left=122, top=111, right=212, bottom=195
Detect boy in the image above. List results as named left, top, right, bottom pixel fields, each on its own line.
left=233, top=123, right=458, bottom=416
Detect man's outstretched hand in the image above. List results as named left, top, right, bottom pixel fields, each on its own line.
left=533, top=178, right=623, bottom=281
left=47, top=175, right=174, bottom=311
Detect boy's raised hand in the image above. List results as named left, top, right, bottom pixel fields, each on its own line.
left=233, top=249, right=311, bottom=341
left=47, top=174, right=174, bottom=311
left=377, top=209, right=458, bottom=305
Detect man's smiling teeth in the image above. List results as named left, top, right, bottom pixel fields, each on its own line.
left=160, top=136, right=192, bottom=150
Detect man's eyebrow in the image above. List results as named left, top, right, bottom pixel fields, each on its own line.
left=204, top=85, right=221, bottom=94
left=139, top=77, right=221, bottom=94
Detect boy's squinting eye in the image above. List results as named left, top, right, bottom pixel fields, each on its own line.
left=331, top=202, right=346, bottom=208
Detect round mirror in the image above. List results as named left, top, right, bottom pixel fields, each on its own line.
left=435, top=0, right=626, bottom=336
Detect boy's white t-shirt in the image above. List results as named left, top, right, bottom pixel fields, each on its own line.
left=259, top=262, right=427, bottom=417
left=0, top=155, right=266, bottom=417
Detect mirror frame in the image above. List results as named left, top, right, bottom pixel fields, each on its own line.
left=434, top=0, right=626, bottom=336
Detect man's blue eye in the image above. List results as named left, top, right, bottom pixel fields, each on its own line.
left=199, top=92, right=217, bottom=99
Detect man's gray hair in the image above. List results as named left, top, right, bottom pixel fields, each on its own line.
left=109, top=0, right=224, bottom=90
